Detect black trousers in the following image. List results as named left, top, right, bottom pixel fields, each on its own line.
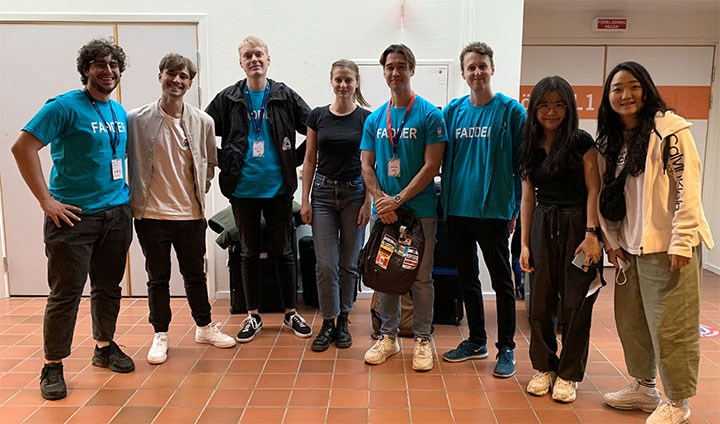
left=134, top=218, right=212, bottom=332
left=230, top=196, right=296, bottom=311
left=43, top=204, right=132, bottom=360
left=528, top=204, right=599, bottom=382
left=447, top=216, right=516, bottom=350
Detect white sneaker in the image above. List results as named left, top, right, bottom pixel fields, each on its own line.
left=604, top=380, right=662, bottom=412
left=147, top=332, right=168, bottom=364
left=364, top=335, right=400, bottom=365
left=196, top=323, right=236, bottom=348
left=552, top=377, right=578, bottom=403
left=646, top=400, right=691, bottom=424
left=527, top=371, right=556, bottom=396
left=412, top=337, right=434, bottom=372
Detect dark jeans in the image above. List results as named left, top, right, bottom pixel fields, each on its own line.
left=528, top=204, right=599, bottom=382
left=43, top=204, right=132, bottom=360
left=311, top=174, right=365, bottom=320
left=447, top=216, right=516, bottom=350
left=230, top=196, right=296, bottom=311
left=134, top=218, right=212, bottom=332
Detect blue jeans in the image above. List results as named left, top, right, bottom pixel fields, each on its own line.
left=134, top=219, right=212, bottom=332
left=375, top=215, right=437, bottom=339
left=311, top=174, right=365, bottom=320
left=43, top=204, right=132, bottom=360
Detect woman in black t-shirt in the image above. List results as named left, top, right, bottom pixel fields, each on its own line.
left=518, top=76, right=602, bottom=404
left=300, top=60, right=372, bottom=352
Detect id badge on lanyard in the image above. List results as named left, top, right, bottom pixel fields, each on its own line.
left=252, top=140, right=265, bottom=158
left=387, top=158, right=401, bottom=177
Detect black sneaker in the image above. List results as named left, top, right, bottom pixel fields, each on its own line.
left=335, top=312, right=352, bottom=349
left=236, top=314, right=262, bottom=343
left=284, top=311, right=312, bottom=338
left=40, top=362, right=67, bottom=400
left=92, top=341, right=135, bottom=373
left=311, top=319, right=336, bottom=352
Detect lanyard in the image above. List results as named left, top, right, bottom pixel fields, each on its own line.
left=244, top=82, right=270, bottom=139
left=386, top=93, right=416, bottom=155
left=84, top=89, right=119, bottom=158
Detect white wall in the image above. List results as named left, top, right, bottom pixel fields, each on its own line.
left=0, top=0, right=526, bottom=297
left=523, top=2, right=720, bottom=273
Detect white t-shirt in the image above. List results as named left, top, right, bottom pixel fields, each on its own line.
left=617, top=146, right=644, bottom=254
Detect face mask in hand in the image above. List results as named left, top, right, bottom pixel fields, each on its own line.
left=615, top=257, right=629, bottom=285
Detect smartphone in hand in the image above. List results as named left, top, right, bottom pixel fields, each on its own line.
left=572, top=250, right=588, bottom=272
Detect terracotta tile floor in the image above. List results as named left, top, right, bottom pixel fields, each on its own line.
left=0, top=269, right=718, bottom=423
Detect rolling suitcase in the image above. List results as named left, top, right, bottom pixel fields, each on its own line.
left=228, top=220, right=297, bottom=314
left=432, top=217, right=464, bottom=325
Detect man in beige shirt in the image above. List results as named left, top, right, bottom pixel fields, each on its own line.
left=128, top=53, right=235, bottom=365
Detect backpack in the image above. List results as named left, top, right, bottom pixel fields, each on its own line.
left=358, top=210, right=425, bottom=296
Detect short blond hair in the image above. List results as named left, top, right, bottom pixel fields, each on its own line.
left=238, top=35, right=269, bottom=55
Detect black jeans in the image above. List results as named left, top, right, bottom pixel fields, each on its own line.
left=134, top=219, right=212, bottom=332
left=528, top=204, right=599, bottom=381
left=230, top=196, right=296, bottom=311
left=447, top=216, right=516, bottom=350
left=43, top=204, right=132, bottom=360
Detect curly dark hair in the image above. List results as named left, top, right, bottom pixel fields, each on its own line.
left=596, top=61, right=668, bottom=183
left=76, top=38, right=128, bottom=85
left=519, top=75, right=581, bottom=180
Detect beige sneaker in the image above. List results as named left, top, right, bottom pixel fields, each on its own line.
left=412, top=337, right=434, bottom=372
left=646, top=400, right=690, bottom=424
left=147, top=332, right=168, bottom=364
left=604, top=380, right=661, bottom=412
left=364, top=335, right=400, bottom=365
left=552, top=377, right=578, bottom=403
left=527, top=371, right=556, bottom=396
left=196, top=323, right=236, bottom=348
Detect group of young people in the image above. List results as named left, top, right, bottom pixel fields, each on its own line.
left=299, top=40, right=713, bottom=424
left=11, top=35, right=713, bottom=424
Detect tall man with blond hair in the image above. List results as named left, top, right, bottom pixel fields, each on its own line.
left=206, top=36, right=312, bottom=342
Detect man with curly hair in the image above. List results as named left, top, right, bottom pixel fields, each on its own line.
left=11, top=38, right=135, bottom=401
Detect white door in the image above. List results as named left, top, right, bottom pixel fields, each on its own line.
left=0, top=22, right=198, bottom=296
left=116, top=23, right=199, bottom=297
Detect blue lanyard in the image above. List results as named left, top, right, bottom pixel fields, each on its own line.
left=84, top=89, right=120, bottom=158
left=244, top=82, right=270, bottom=139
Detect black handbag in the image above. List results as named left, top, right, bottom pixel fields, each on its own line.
left=599, top=167, right=629, bottom=222
left=359, top=210, right=425, bottom=296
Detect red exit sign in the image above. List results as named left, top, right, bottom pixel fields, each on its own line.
left=593, top=17, right=628, bottom=31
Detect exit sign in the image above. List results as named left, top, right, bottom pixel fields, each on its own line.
left=593, top=17, right=628, bottom=31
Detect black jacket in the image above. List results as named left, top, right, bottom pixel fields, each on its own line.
left=205, top=78, right=310, bottom=199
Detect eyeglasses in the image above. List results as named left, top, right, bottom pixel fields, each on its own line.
left=89, top=60, right=120, bottom=70
left=537, top=103, right=567, bottom=114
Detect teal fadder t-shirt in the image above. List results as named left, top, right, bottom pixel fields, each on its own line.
left=360, top=94, right=447, bottom=218
left=233, top=88, right=285, bottom=198
left=23, top=89, right=130, bottom=214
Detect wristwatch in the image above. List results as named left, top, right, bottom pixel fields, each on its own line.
left=585, top=226, right=602, bottom=236
left=394, top=194, right=403, bottom=204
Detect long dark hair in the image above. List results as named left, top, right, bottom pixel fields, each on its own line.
left=596, top=61, right=668, bottom=182
left=519, top=76, right=580, bottom=179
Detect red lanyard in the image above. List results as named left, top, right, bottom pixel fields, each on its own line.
left=386, top=93, right=416, bottom=155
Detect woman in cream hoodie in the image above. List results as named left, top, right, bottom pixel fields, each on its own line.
left=596, top=61, right=713, bottom=424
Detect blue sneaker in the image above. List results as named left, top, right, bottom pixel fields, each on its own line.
left=442, top=340, right=489, bottom=363
left=493, top=347, right=515, bottom=378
